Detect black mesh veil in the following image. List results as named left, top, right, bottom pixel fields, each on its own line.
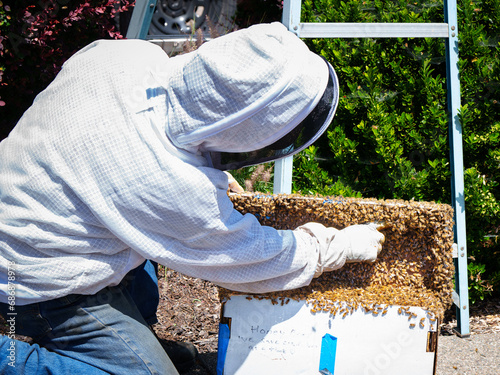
left=208, top=59, right=339, bottom=171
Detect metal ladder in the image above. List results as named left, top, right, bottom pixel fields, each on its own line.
left=125, top=0, right=190, bottom=54
left=126, top=0, right=470, bottom=337
left=278, top=0, right=469, bottom=337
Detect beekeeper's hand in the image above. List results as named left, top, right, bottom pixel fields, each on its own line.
left=296, top=222, right=385, bottom=278
left=224, top=171, right=244, bottom=193
left=333, top=223, right=385, bottom=263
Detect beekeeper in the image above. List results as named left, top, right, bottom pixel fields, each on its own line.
left=0, top=22, right=384, bottom=374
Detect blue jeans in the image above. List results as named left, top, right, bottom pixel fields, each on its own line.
left=0, top=261, right=179, bottom=375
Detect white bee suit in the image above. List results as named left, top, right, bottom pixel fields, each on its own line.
left=0, top=22, right=345, bottom=305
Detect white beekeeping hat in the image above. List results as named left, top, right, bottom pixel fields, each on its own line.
left=163, top=22, right=339, bottom=170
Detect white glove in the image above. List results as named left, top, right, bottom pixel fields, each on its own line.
left=296, top=222, right=385, bottom=278
left=332, top=223, right=385, bottom=263
left=224, top=171, right=244, bottom=193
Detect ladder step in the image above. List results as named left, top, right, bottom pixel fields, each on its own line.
left=297, top=22, right=450, bottom=38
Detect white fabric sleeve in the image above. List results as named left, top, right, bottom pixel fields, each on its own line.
left=295, top=222, right=346, bottom=277
left=98, top=162, right=322, bottom=294
left=46, top=112, right=322, bottom=294
left=0, top=38, right=325, bottom=302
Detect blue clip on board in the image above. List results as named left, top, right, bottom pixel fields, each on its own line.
left=319, top=334, right=337, bottom=374
left=217, top=323, right=230, bottom=375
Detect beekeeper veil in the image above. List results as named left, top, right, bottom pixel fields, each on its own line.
left=163, top=22, right=339, bottom=170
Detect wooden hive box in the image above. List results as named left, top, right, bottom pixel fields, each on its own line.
left=217, top=193, right=455, bottom=375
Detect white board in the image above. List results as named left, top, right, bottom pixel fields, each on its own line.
left=219, top=296, right=437, bottom=375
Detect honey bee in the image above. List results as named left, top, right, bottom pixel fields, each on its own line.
left=224, top=193, right=454, bottom=323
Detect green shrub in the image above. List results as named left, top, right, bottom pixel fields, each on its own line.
left=295, top=0, right=500, bottom=302
left=231, top=163, right=275, bottom=193
left=292, top=145, right=362, bottom=197
left=467, top=262, right=493, bottom=304
left=457, top=0, right=500, bottom=301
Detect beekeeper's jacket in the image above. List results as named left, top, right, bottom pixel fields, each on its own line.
left=0, top=23, right=344, bottom=305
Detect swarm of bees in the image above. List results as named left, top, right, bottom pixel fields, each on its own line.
left=220, top=193, right=455, bottom=324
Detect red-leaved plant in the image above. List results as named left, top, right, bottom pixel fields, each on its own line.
left=0, top=1, right=133, bottom=139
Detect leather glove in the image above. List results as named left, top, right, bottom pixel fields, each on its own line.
left=296, top=222, right=385, bottom=278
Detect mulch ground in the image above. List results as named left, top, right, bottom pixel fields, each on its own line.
left=154, top=267, right=222, bottom=356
